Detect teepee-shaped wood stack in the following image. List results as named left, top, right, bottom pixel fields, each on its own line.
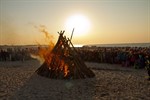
left=36, top=30, right=95, bottom=79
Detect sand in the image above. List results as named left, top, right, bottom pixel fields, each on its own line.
left=0, top=60, right=150, bottom=100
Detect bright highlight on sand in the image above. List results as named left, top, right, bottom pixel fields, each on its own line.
left=65, top=14, right=91, bottom=37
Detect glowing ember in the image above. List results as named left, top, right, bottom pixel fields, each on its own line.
left=64, top=65, right=69, bottom=77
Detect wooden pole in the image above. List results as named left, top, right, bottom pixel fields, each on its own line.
left=70, top=28, right=74, bottom=41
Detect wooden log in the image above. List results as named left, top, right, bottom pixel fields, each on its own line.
left=36, top=30, right=95, bottom=79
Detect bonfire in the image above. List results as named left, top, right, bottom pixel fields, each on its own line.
left=36, top=30, right=95, bottom=79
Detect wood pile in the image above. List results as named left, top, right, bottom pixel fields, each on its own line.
left=36, top=30, right=95, bottom=79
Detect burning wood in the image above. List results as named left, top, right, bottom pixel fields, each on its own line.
left=36, top=30, right=95, bottom=79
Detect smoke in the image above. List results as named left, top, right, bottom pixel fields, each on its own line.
left=31, top=25, right=55, bottom=64
left=34, top=25, right=54, bottom=43
left=30, top=54, right=44, bottom=64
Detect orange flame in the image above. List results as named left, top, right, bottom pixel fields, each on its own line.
left=34, top=25, right=54, bottom=64
left=64, top=65, right=69, bottom=77
left=33, top=25, right=69, bottom=77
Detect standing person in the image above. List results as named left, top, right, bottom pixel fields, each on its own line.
left=145, top=56, right=150, bottom=81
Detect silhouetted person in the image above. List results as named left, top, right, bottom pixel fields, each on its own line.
left=145, top=56, right=150, bottom=81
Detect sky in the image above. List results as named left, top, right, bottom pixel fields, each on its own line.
left=0, top=0, right=150, bottom=45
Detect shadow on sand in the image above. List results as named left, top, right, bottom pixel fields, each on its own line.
left=10, top=73, right=97, bottom=100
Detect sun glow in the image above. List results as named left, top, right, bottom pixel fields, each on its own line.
left=65, top=14, right=91, bottom=37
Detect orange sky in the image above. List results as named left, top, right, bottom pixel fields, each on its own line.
left=0, top=0, right=150, bottom=45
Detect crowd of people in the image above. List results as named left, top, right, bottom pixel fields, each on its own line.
left=77, top=46, right=150, bottom=80
left=77, top=46, right=150, bottom=69
left=1, top=46, right=150, bottom=69
left=0, top=47, right=37, bottom=61
left=0, top=46, right=150, bottom=80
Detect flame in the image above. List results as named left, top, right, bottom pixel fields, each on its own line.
left=33, top=25, right=55, bottom=65
left=32, top=25, right=69, bottom=77
left=64, top=65, right=69, bottom=77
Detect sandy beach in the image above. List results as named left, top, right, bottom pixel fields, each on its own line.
left=0, top=60, right=150, bottom=100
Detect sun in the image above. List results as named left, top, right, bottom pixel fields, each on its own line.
left=65, top=14, right=91, bottom=37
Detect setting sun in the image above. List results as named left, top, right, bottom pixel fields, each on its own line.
left=0, top=0, right=149, bottom=45
left=65, top=14, right=91, bottom=37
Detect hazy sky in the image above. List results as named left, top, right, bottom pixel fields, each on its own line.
left=0, top=0, right=150, bottom=45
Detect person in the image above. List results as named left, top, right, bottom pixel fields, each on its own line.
left=145, top=56, right=150, bottom=81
